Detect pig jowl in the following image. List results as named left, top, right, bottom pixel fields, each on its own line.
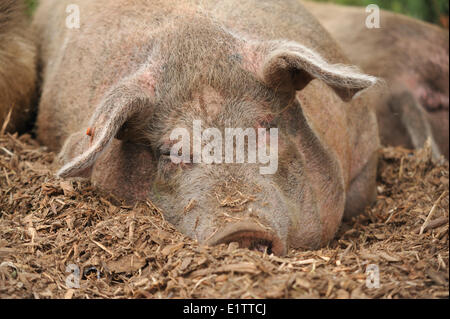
left=34, top=0, right=380, bottom=255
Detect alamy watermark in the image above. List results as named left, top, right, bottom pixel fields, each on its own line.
left=169, top=120, right=279, bottom=175
left=66, top=4, right=80, bottom=29
left=65, top=264, right=100, bottom=289
left=365, top=264, right=381, bottom=289
left=366, top=4, right=381, bottom=29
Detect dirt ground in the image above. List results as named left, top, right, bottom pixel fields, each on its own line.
left=0, top=132, right=448, bottom=299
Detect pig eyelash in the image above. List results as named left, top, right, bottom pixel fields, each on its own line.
left=159, top=145, right=172, bottom=156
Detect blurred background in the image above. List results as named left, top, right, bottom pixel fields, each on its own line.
left=311, top=0, right=449, bottom=27
left=25, top=0, right=449, bottom=27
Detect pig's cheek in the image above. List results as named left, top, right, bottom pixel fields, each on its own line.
left=91, top=140, right=155, bottom=203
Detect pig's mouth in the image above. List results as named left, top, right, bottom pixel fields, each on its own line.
left=206, top=221, right=286, bottom=256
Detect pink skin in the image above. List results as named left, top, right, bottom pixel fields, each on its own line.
left=34, top=0, right=379, bottom=255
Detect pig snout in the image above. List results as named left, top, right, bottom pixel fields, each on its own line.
left=206, top=221, right=286, bottom=256
left=160, top=167, right=292, bottom=256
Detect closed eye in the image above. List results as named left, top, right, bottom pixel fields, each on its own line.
left=160, top=149, right=171, bottom=157
left=158, top=145, right=193, bottom=165
left=158, top=144, right=173, bottom=157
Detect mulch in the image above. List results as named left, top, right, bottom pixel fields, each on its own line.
left=0, top=133, right=448, bottom=299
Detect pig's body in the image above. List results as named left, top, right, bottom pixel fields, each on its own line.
left=303, top=1, right=450, bottom=159
left=0, top=0, right=36, bottom=133
left=34, top=0, right=379, bottom=255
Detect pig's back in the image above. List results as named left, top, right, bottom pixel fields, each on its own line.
left=199, top=0, right=347, bottom=64
left=35, top=0, right=364, bottom=162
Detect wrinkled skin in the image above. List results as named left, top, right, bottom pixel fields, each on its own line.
left=0, top=0, right=37, bottom=133
left=34, top=0, right=379, bottom=255
left=303, top=1, right=449, bottom=159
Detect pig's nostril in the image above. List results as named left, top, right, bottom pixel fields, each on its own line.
left=232, top=236, right=273, bottom=254
left=206, top=222, right=286, bottom=256
left=249, top=239, right=273, bottom=254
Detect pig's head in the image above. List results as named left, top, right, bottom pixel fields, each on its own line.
left=57, top=23, right=377, bottom=255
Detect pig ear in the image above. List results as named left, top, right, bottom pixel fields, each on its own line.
left=261, top=41, right=378, bottom=101
left=57, top=80, right=152, bottom=178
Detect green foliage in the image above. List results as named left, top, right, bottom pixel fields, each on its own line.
left=25, top=0, right=38, bottom=15
left=311, top=0, right=449, bottom=25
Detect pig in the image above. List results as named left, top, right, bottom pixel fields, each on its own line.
left=0, top=0, right=37, bottom=133
left=303, top=1, right=450, bottom=159
left=33, top=0, right=380, bottom=255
